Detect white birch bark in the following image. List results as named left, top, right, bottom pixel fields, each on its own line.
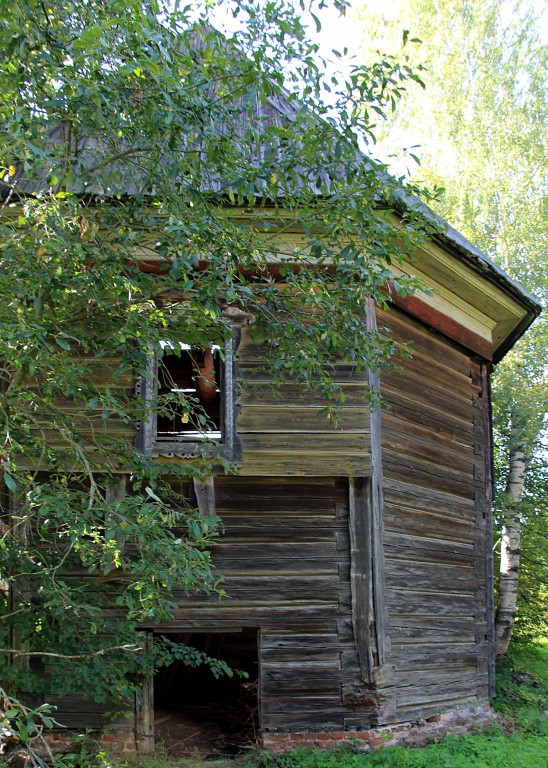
left=494, top=444, right=528, bottom=666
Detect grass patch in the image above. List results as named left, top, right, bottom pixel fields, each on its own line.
left=238, top=727, right=547, bottom=767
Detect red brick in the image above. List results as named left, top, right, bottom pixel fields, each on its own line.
left=427, top=714, right=442, bottom=723
left=101, top=734, right=119, bottom=743
left=368, top=737, right=385, bottom=747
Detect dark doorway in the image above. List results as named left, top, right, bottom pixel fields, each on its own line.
left=153, top=629, right=259, bottom=757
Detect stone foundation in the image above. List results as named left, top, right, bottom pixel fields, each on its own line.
left=259, top=704, right=495, bottom=753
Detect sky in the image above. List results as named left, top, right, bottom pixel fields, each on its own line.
left=189, top=0, right=547, bottom=176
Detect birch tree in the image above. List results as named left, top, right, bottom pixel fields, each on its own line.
left=355, top=0, right=547, bottom=662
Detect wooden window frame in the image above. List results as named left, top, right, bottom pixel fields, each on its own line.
left=136, top=331, right=241, bottom=463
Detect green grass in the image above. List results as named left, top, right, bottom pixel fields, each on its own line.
left=53, top=641, right=548, bottom=768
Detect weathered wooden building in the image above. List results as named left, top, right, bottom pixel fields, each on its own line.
left=2, top=67, right=541, bottom=755
left=133, top=222, right=540, bottom=750
left=38, top=209, right=539, bottom=751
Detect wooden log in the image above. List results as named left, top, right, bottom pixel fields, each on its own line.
left=238, top=405, right=370, bottom=432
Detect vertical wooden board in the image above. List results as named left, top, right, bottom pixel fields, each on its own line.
left=348, top=477, right=374, bottom=683
left=136, top=632, right=154, bottom=753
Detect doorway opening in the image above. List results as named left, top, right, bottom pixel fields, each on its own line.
left=153, top=629, right=259, bottom=757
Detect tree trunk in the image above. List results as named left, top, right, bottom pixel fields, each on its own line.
left=494, top=445, right=528, bottom=666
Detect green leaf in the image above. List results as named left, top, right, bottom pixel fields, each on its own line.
left=145, top=486, right=162, bottom=503
left=4, top=473, right=17, bottom=491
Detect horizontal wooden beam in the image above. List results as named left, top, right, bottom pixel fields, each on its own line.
left=136, top=261, right=493, bottom=360
left=386, top=288, right=493, bottom=361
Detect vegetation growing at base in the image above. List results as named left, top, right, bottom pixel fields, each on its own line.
left=9, top=640, right=543, bottom=768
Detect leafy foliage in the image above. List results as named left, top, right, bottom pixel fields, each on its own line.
left=0, top=0, right=434, bottom=707
left=1, top=686, right=63, bottom=767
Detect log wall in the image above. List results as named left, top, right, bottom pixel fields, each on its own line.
left=162, top=477, right=384, bottom=730
left=34, top=304, right=494, bottom=735
left=377, top=306, right=491, bottom=721
left=236, top=332, right=370, bottom=476
left=24, top=356, right=135, bottom=462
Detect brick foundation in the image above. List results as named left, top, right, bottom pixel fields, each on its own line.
left=43, top=703, right=495, bottom=757
left=44, top=729, right=135, bottom=756
left=259, top=703, right=495, bottom=753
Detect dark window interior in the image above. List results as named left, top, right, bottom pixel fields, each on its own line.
left=157, top=346, right=222, bottom=440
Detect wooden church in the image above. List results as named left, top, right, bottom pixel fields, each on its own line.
left=36, top=205, right=538, bottom=753
left=1, top=33, right=541, bottom=754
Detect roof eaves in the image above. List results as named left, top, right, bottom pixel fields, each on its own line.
left=390, top=188, right=542, bottom=361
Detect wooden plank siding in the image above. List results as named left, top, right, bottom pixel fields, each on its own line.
left=377, top=306, right=490, bottom=722
left=23, top=356, right=136, bottom=461
left=23, top=332, right=371, bottom=476
left=153, top=477, right=388, bottom=730
left=236, top=331, right=371, bottom=476
left=29, top=302, right=494, bottom=734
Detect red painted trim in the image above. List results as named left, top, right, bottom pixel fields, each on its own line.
left=136, top=260, right=331, bottom=279
left=136, top=261, right=493, bottom=359
left=387, top=287, right=493, bottom=360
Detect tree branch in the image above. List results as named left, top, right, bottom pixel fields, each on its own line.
left=0, top=644, right=141, bottom=659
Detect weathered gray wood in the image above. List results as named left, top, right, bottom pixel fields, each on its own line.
left=262, top=666, right=345, bottom=694
left=383, top=508, right=476, bottom=542
left=241, top=433, right=371, bottom=453
left=241, top=381, right=369, bottom=406
left=384, top=534, right=476, bottom=567
left=238, top=454, right=368, bottom=477
left=479, top=362, right=496, bottom=697
left=382, top=397, right=475, bottom=445
left=348, top=477, right=374, bottom=683
left=387, top=615, right=487, bottom=636
left=175, top=575, right=340, bottom=603
left=261, top=705, right=343, bottom=728
left=193, top=476, right=216, bottom=518
left=383, top=478, right=477, bottom=515
left=238, top=405, right=370, bottom=432
left=383, top=453, right=477, bottom=499
left=136, top=632, right=154, bottom=753
left=386, top=589, right=477, bottom=616
left=104, top=475, right=127, bottom=575
left=377, top=308, right=493, bottom=724
left=236, top=326, right=371, bottom=475
left=367, top=301, right=386, bottom=671
left=384, top=560, right=479, bottom=593
left=224, top=325, right=242, bottom=463
left=376, top=306, right=473, bottom=375
left=9, top=487, right=31, bottom=673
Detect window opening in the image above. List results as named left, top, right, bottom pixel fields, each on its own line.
left=157, top=344, right=222, bottom=441
left=136, top=330, right=242, bottom=463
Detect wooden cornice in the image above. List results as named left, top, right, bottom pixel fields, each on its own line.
left=386, top=287, right=493, bottom=360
